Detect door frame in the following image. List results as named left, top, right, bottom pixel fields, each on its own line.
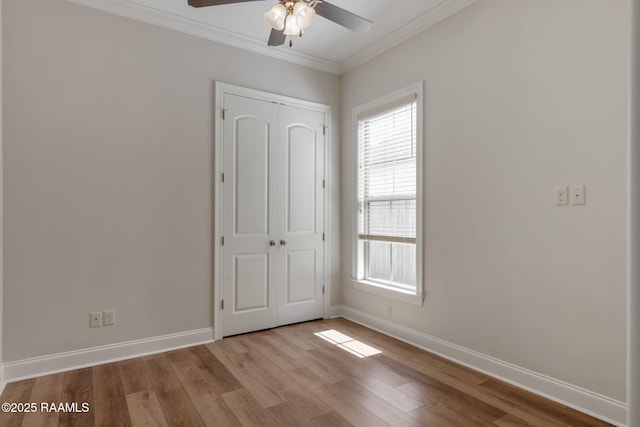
left=213, top=82, right=333, bottom=340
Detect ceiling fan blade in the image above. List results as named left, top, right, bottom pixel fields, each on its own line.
left=188, top=0, right=265, bottom=8
left=314, top=1, right=372, bottom=33
left=268, top=28, right=286, bottom=46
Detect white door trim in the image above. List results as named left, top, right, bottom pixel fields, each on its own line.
left=213, top=82, right=332, bottom=340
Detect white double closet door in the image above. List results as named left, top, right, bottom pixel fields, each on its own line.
left=221, top=93, right=325, bottom=337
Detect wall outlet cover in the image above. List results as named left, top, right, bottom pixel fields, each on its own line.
left=570, top=185, right=585, bottom=205
left=384, top=304, right=392, bottom=318
left=90, top=312, right=102, bottom=328
left=554, top=187, right=568, bottom=205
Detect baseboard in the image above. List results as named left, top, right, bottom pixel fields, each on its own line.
left=324, top=304, right=343, bottom=319
left=0, top=363, right=6, bottom=395
left=4, top=328, right=214, bottom=382
left=338, top=306, right=627, bottom=426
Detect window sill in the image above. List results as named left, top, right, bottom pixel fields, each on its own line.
left=351, top=280, right=424, bottom=306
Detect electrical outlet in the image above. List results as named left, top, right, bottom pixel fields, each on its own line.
left=90, top=312, right=102, bottom=328
left=570, top=185, right=585, bottom=205
left=103, top=309, right=116, bottom=326
left=554, top=187, right=568, bottom=205
left=384, top=304, right=392, bottom=319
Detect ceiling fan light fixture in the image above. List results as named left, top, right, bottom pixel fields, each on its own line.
left=264, top=3, right=287, bottom=31
left=283, top=13, right=302, bottom=36
left=191, top=0, right=373, bottom=48
left=293, top=2, right=316, bottom=29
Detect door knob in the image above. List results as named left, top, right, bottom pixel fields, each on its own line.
left=280, top=239, right=287, bottom=246
left=269, top=240, right=277, bottom=246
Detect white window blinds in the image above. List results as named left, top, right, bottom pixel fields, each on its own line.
left=357, top=94, right=417, bottom=245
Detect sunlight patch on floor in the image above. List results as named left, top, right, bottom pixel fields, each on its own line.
left=314, top=329, right=382, bottom=358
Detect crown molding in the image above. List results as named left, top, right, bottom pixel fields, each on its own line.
left=66, top=0, right=477, bottom=75
left=66, top=0, right=342, bottom=74
left=339, top=0, right=478, bottom=74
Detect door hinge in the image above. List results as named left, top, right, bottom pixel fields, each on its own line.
left=322, top=125, right=327, bottom=136
left=221, top=109, right=226, bottom=120
left=322, top=285, right=325, bottom=295
left=221, top=236, right=225, bottom=246
left=221, top=299, right=225, bottom=310
left=221, top=173, right=225, bottom=183
left=322, top=179, right=325, bottom=189
left=322, top=232, right=325, bottom=241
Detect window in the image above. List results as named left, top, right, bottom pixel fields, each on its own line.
left=353, top=83, right=423, bottom=303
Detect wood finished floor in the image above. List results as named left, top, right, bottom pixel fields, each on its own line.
left=0, top=318, right=612, bottom=427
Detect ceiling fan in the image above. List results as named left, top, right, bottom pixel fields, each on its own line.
left=188, top=0, right=373, bottom=47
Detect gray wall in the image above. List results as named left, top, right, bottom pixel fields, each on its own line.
left=2, top=0, right=630, bottom=412
left=341, top=0, right=628, bottom=401
left=629, top=0, right=640, bottom=424
left=0, top=0, right=4, bottom=380
left=2, top=0, right=341, bottom=361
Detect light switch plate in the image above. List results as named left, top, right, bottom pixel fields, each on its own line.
left=103, top=309, right=116, bottom=326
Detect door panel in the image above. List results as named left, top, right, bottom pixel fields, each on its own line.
left=277, top=105, right=325, bottom=325
left=287, top=125, right=317, bottom=234
left=221, top=93, right=325, bottom=336
left=286, top=250, right=316, bottom=303
left=222, top=94, right=279, bottom=336
left=234, top=253, right=269, bottom=312
left=234, top=117, right=270, bottom=235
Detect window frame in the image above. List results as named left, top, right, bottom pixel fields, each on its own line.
left=351, top=82, right=424, bottom=306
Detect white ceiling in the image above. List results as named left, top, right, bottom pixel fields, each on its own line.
left=67, top=0, right=477, bottom=74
